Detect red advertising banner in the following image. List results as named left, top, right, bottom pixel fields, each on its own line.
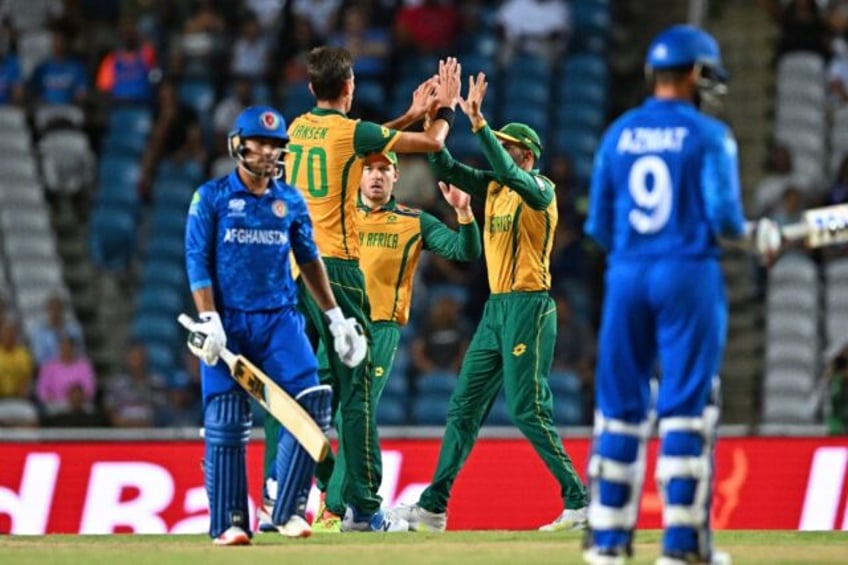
left=2, top=437, right=847, bottom=534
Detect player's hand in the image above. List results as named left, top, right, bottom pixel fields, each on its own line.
left=749, top=217, right=783, bottom=266
left=438, top=181, right=471, bottom=212
left=458, top=73, right=487, bottom=129
left=408, top=75, right=439, bottom=121
left=326, top=308, right=367, bottom=368
left=436, top=57, right=461, bottom=110
left=187, top=311, right=227, bottom=366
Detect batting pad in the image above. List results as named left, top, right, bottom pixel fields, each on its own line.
left=204, top=392, right=252, bottom=538
left=272, top=385, right=332, bottom=524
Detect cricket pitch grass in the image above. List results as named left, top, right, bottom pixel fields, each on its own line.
left=1, top=530, right=846, bottom=564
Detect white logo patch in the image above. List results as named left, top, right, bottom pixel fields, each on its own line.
left=534, top=176, right=547, bottom=191
left=228, top=199, right=246, bottom=217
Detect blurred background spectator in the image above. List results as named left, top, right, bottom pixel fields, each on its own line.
left=0, top=320, right=37, bottom=426
left=35, top=332, right=95, bottom=416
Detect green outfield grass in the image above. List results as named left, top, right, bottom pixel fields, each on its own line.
left=1, top=530, right=846, bottom=564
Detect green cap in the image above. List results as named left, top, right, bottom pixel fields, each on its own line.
left=493, top=123, right=543, bottom=159
left=364, top=151, right=398, bottom=168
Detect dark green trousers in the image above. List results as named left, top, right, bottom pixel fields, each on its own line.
left=265, top=259, right=383, bottom=514
left=418, top=291, right=588, bottom=513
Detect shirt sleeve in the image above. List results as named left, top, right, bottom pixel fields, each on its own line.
left=353, top=120, right=400, bottom=156
left=185, top=185, right=215, bottom=292
left=289, top=192, right=320, bottom=264
left=701, top=127, right=746, bottom=239
left=584, top=134, right=614, bottom=251
left=427, top=147, right=494, bottom=199
left=420, top=211, right=482, bottom=261
left=474, top=123, right=554, bottom=210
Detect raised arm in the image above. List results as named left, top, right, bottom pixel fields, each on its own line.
left=420, top=182, right=482, bottom=262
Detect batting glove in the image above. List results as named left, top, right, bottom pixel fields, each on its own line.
left=749, top=217, right=782, bottom=265
left=326, top=307, right=367, bottom=368
left=187, top=311, right=227, bottom=366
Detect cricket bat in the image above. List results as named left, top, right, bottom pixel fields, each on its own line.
left=781, top=203, right=848, bottom=248
left=177, top=314, right=330, bottom=462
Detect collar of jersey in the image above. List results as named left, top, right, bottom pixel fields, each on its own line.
left=228, top=170, right=279, bottom=198
left=310, top=107, right=347, bottom=117
left=645, top=96, right=695, bottom=108
left=357, top=193, right=397, bottom=212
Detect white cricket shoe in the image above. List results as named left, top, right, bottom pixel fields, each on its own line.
left=277, top=515, right=312, bottom=538
left=257, top=500, right=277, bottom=533
left=389, top=503, right=447, bottom=532
left=340, top=506, right=409, bottom=532
left=539, top=507, right=588, bottom=531
left=582, top=547, right=627, bottom=565
left=212, top=526, right=251, bottom=546
left=655, top=549, right=732, bottom=565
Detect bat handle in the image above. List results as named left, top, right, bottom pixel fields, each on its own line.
left=177, top=313, right=195, bottom=330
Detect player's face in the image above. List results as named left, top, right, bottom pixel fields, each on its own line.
left=243, top=137, right=286, bottom=176
left=361, top=158, right=398, bottom=203
left=501, top=141, right=531, bottom=168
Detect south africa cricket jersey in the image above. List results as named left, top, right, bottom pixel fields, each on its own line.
left=285, top=108, right=400, bottom=261
left=356, top=196, right=480, bottom=325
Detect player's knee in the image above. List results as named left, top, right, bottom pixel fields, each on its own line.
left=204, top=392, right=251, bottom=445
left=296, top=384, right=332, bottom=431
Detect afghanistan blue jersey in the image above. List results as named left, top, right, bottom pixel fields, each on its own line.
left=185, top=170, right=320, bottom=311
left=585, top=97, right=746, bottom=260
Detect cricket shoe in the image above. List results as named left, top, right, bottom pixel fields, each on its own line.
left=388, top=503, right=446, bottom=532
left=213, top=526, right=251, bottom=546
left=340, top=506, right=410, bottom=532
left=539, top=506, right=588, bottom=531
left=257, top=499, right=277, bottom=533
left=311, top=493, right=342, bottom=533
left=277, top=515, right=312, bottom=538
left=583, top=547, right=627, bottom=565
left=656, top=550, right=731, bottom=565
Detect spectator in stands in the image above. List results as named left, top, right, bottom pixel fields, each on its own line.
left=552, top=292, right=594, bottom=420
left=103, top=341, right=165, bottom=427
left=212, top=75, right=253, bottom=154
left=0, top=319, right=37, bottom=427
left=156, top=351, right=202, bottom=427
left=495, top=0, right=571, bottom=65
left=137, top=79, right=200, bottom=200
left=329, top=4, right=391, bottom=83
left=29, top=26, right=89, bottom=106
left=828, top=37, right=848, bottom=109
left=394, top=0, right=461, bottom=56
left=772, top=185, right=805, bottom=227
left=95, top=19, right=159, bottom=106
left=410, top=294, right=470, bottom=382
left=30, top=293, right=84, bottom=366
left=829, top=153, right=848, bottom=204
left=290, top=0, right=341, bottom=42
left=827, top=343, right=848, bottom=435
left=168, top=0, right=227, bottom=83
left=276, top=15, right=319, bottom=86
left=229, top=10, right=272, bottom=84
left=40, top=383, right=107, bottom=427
left=755, top=140, right=797, bottom=214
left=0, top=30, right=24, bottom=106
left=35, top=333, right=96, bottom=416
left=764, top=0, right=831, bottom=60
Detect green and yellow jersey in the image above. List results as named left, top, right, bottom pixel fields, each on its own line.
left=286, top=108, right=400, bottom=261
left=428, top=124, right=558, bottom=294
left=356, top=196, right=481, bottom=325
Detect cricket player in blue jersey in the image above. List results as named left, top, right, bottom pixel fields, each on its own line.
left=581, top=25, right=780, bottom=565
left=184, top=106, right=366, bottom=545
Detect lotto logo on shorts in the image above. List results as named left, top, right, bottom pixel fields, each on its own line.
left=512, top=343, right=527, bottom=356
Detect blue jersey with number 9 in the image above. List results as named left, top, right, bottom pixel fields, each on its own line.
left=585, top=97, right=745, bottom=259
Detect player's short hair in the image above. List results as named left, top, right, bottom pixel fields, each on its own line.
left=307, top=46, right=354, bottom=101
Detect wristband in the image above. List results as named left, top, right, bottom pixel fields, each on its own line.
left=434, top=107, right=455, bottom=128
left=325, top=307, right=345, bottom=325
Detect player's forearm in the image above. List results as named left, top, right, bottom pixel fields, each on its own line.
left=382, top=111, right=420, bottom=131
left=475, top=123, right=552, bottom=209
left=299, top=258, right=338, bottom=312
left=427, top=150, right=490, bottom=198
left=192, top=287, right=216, bottom=314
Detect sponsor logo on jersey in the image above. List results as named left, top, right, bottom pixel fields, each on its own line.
left=512, top=343, right=527, bottom=356
left=616, top=127, right=689, bottom=154
left=381, top=126, right=391, bottom=138
left=387, top=214, right=397, bottom=223
left=375, top=367, right=384, bottom=378
left=272, top=200, right=287, bottom=218
left=490, top=214, right=513, bottom=234
left=223, top=228, right=288, bottom=245
left=228, top=199, right=246, bottom=217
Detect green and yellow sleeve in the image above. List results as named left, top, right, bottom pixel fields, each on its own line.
left=419, top=211, right=482, bottom=262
